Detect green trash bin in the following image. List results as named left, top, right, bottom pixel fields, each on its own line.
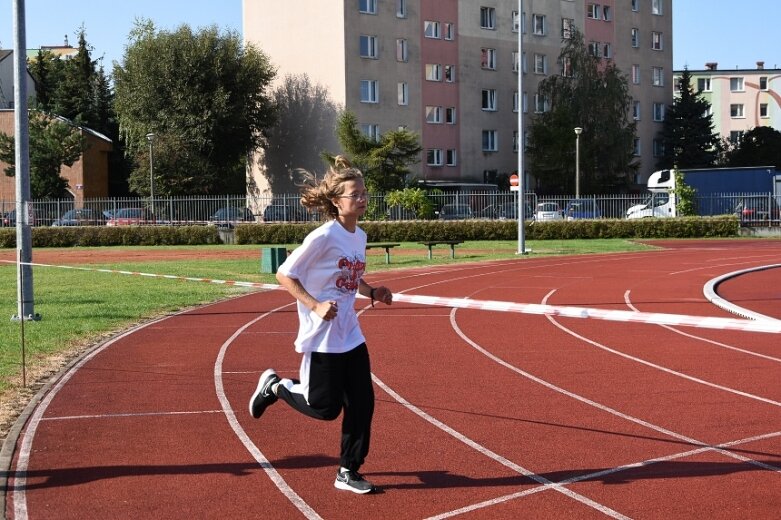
left=261, top=247, right=287, bottom=274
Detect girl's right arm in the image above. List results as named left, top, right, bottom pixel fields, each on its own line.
left=276, top=271, right=338, bottom=321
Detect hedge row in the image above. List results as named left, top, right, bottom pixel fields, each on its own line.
left=0, top=216, right=739, bottom=248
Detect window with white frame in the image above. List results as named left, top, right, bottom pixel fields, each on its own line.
left=588, top=42, right=602, bottom=58
left=481, top=48, right=496, bottom=70
left=445, top=23, right=455, bottom=40
left=512, top=51, right=519, bottom=72
left=482, top=89, right=497, bottom=111
left=561, top=57, right=573, bottom=77
left=396, top=39, right=408, bottom=62
left=603, top=6, right=611, bottom=20
left=513, top=91, right=519, bottom=112
left=424, top=21, right=441, bottom=39
left=562, top=18, right=574, bottom=39
left=652, top=67, right=664, bottom=86
left=446, top=149, right=457, bottom=166
left=534, top=93, right=548, bottom=113
left=359, top=0, right=377, bottom=15
left=427, top=148, right=443, bottom=166
left=632, top=64, right=641, bottom=84
left=587, top=4, right=601, bottom=19
left=697, top=77, right=711, bottom=92
left=445, top=107, right=456, bottom=124
left=426, top=64, right=442, bottom=81
left=397, top=82, right=408, bottom=105
left=652, top=0, right=663, bottom=15
left=653, top=102, right=665, bottom=121
left=532, top=14, right=546, bottom=35
left=445, top=64, right=455, bottom=82
left=482, top=130, right=498, bottom=152
left=633, top=101, right=641, bottom=120
left=534, top=53, right=547, bottom=74
left=512, top=11, right=520, bottom=32
left=760, top=103, right=769, bottom=117
left=730, top=131, right=745, bottom=143
left=426, top=105, right=443, bottom=123
left=480, top=7, right=496, bottom=29
left=652, top=32, right=663, bottom=51
left=631, top=28, right=639, bottom=48
left=633, top=138, right=641, bottom=156
left=360, top=80, right=378, bottom=102
left=730, top=104, right=744, bottom=118
left=360, top=35, right=378, bottom=58
left=397, top=0, right=407, bottom=18
left=603, top=43, right=612, bottom=59
left=760, top=76, right=768, bottom=90
left=513, top=131, right=519, bottom=152
left=730, top=77, right=744, bottom=91
left=361, top=124, right=380, bottom=141
left=653, top=139, right=664, bottom=157
left=632, top=0, right=639, bottom=11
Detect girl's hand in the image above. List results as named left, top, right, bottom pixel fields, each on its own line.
left=373, top=286, right=393, bottom=305
left=315, top=300, right=339, bottom=321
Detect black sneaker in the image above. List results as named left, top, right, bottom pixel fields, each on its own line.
left=249, top=369, right=280, bottom=419
left=334, top=469, right=375, bottom=494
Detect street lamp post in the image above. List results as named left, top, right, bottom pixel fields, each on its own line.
left=574, top=127, right=582, bottom=198
left=146, top=133, right=155, bottom=215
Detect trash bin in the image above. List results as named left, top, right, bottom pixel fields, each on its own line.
left=260, top=247, right=287, bottom=273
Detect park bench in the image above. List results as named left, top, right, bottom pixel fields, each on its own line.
left=418, top=240, right=464, bottom=260
left=366, top=242, right=401, bottom=264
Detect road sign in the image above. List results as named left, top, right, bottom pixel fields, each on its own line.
left=510, top=174, right=519, bottom=192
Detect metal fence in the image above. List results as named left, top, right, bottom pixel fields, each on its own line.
left=1, top=191, right=778, bottom=227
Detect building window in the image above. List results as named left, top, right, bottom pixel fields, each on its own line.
left=587, top=4, right=601, bottom=19
left=632, top=0, right=639, bottom=11
left=562, top=18, right=574, bottom=39
left=397, top=0, right=407, bottom=18
left=730, top=131, right=745, bottom=143
left=360, top=80, right=378, bottom=103
left=446, top=149, right=457, bottom=166
left=513, top=91, right=519, bottom=112
left=632, top=64, right=641, bottom=84
left=633, top=138, right=641, bottom=156
left=425, top=106, right=443, bottom=124
left=532, top=14, right=546, bottom=35
left=603, top=43, right=612, bottom=59
left=396, top=39, right=408, bottom=62
left=652, top=0, right=663, bottom=15
left=481, top=89, right=497, bottom=111
left=512, top=11, right=520, bottom=32
left=561, top=57, right=573, bottom=77
left=360, top=35, right=378, bottom=58
left=522, top=91, right=528, bottom=113
left=730, top=104, right=744, bottom=118
left=512, top=52, right=519, bottom=72
left=361, top=124, right=380, bottom=141
left=652, top=32, right=663, bottom=51
left=633, top=101, right=641, bottom=120
left=446, top=107, right=456, bottom=124
left=397, top=82, right=408, bottom=105
left=653, top=139, right=664, bottom=157
left=522, top=52, right=527, bottom=73
left=760, top=103, right=769, bottom=118
left=697, top=77, right=711, bottom=92
left=653, top=102, right=665, bottom=121
left=427, top=149, right=443, bottom=166
left=759, top=76, right=768, bottom=90
left=444, top=64, right=455, bottom=82
left=631, top=28, right=639, bottom=48
left=534, top=53, right=547, bottom=74
left=359, top=0, right=377, bottom=15
left=588, top=42, right=602, bottom=58
left=445, top=23, right=455, bottom=40
left=730, top=77, right=744, bottom=91
left=603, top=6, right=612, bottom=20
left=481, top=48, right=497, bottom=70
left=652, top=67, right=664, bottom=86
left=480, top=7, right=496, bottom=29
left=534, top=94, right=548, bottom=113
left=482, top=130, right=498, bottom=152
left=424, top=21, right=441, bottom=39
left=426, top=64, right=442, bottom=81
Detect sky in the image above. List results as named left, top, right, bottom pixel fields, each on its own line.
left=0, top=0, right=779, bottom=72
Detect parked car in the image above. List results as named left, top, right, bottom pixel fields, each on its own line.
left=565, top=199, right=602, bottom=220
left=105, top=208, right=156, bottom=226
left=438, top=203, right=473, bottom=220
left=52, top=208, right=107, bottom=226
left=733, top=197, right=781, bottom=223
left=208, top=207, right=255, bottom=228
left=1, top=208, right=37, bottom=227
left=534, top=202, right=563, bottom=221
left=477, top=202, right=534, bottom=220
left=262, top=203, right=308, bottom=222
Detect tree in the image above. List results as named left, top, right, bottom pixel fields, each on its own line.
left=113, top=20, right=277, bottom=195
left=527, top=29, right=636, bottom=194
left=54, top=30, right=98, bottom=128
left=331, top=111, right=421, bottom=192
left=723, top=126, right=781, bottom=169
left=658, top=68, right=720, bottom=169
left=0, top=111, right=84, bottom=198
left=29, top=49, right=66, bottom=111
left=264, top=74, right=340, bottom=193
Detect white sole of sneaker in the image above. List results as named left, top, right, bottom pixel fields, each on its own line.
left=249, top=368, right=277, bottom=418
left=334, top=479, right=374, bottom=494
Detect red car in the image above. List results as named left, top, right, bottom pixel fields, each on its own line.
left=106, top=208, right=156, bottom=226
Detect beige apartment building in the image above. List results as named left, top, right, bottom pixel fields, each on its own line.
left=243, top=0, right=672, bottom=193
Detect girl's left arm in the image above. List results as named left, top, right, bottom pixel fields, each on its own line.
left=359, top=279, right=393, bottom=306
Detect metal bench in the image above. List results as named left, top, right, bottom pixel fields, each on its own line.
left=366, top=242, right=401, bottom=264
left=418, top=240, right=464, bottom=260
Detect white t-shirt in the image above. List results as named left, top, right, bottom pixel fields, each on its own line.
left=277, top=219, right=367, bottom=354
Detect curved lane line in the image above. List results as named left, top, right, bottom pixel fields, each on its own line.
left=702, top=263, right=781, bottom=321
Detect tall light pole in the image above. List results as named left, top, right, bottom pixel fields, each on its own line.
left=516, top=0, right=527, bottom=255
left=574, top=127, right=582, bottom=198
left=146, top=133, right=155, bottom=215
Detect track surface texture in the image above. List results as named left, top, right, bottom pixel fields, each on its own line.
left=3, top=239, right=781, bottom=519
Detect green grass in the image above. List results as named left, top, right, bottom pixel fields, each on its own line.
left=0, top=239, right=654, bottom=393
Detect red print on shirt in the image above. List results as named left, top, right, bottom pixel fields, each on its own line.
left=335, top=255, right=366, bottom=292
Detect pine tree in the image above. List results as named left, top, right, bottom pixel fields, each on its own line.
left=658, top=68, right=720, bottom=169
left=53, top=30, right=98, bottom=128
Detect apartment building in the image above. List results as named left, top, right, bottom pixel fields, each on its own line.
left=675, top=62, right=781, bottom=144
left=243, top=0, right=672, bottom=192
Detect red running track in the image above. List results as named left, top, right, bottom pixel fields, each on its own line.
left=3, top=239, right=781, bottom=519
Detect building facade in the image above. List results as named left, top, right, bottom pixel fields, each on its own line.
left=243, top=0, right=672, bottom=192
left=675, top=62, right=781, bottom=144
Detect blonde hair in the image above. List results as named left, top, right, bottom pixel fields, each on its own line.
left=299, top=155, right=364, bottom=219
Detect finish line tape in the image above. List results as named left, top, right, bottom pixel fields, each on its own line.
left=4, top=260, right=780, bottom=334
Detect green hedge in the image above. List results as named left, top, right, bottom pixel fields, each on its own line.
left=0, top=216, right=739, bottom=248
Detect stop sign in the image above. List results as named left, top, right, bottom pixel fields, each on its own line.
left=509, top=174, right=519, bottom=186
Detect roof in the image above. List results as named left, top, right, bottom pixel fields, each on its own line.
left=0, top=49, right=12, bottom=63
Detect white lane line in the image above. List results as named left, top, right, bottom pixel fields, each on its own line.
left=41, top=410, right=225, bottom=421
left=624, top=291, right=781, bottom=364
left=702, top=263, right=781, bottom=321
